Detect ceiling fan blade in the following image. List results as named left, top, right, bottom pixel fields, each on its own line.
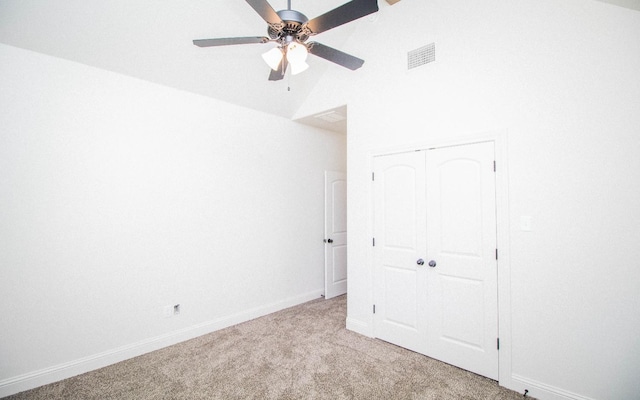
left=268, top=58, right=288, bottom=81
left=193, top=37, right=270, bottom=47
left=308, top=42, right=365, bottom=70
left=245, top=0, right=283, bottom=26
left=306, top=0, right=379, bottom=35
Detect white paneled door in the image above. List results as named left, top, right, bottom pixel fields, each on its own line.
left=372, top=151, right=428, bottom=354
left=373, top=142, right=499, bottom=380
left=324, top=171, right=347, bottom=299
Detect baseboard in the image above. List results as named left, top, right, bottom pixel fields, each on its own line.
left=346, top=316, right=372, bottom=337
left=0, top=289, right=324, bottom=398
left=509, top=374, right=597, bottom=400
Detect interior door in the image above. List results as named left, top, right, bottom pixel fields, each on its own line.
left=324, top=171, right=347, bottom=299
left=424, top=142, right=498, bottom=379
left=373, top=142, right=498, bottom=379
left=372, top=152, right=427, bottom=354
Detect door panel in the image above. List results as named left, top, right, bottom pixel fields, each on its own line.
left=373, top=152, right=427, bottom=354
left=426, top=142, right=498, bottom=379
left=332, top=179, right=347, bottom=233
left=332, top=245, right=347, bottom=282
left=383, top=266, right=417, bottom=329
left=440, top=275, right=484, bottom=349
left=383, top=165, right=419, bottom=249
left=373, top=141, right=498, bottom=380
left=324, top=171, right=347, bottom=299
left=438, top=159, right=483, bottom=256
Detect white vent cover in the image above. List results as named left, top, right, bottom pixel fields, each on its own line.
left=314, top=110, right=346, bottom=123
left=408, top=43, right=435, bottom=70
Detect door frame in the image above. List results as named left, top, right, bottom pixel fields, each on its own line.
left=368, top=130, right=512, bottom=387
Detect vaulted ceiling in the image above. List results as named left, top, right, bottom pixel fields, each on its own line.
left=1, top=0, right=638, bottom=124
left=0, top=0, right=392, bottom=122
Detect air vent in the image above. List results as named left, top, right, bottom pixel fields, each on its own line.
left=408, top=43, right=435, bottom=70
left=314, top=110, right=346, bottom=123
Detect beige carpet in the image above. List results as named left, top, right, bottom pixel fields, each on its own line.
left=5, top=295, right=528, bottom=399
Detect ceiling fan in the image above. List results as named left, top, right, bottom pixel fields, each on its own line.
left=193, top=0, right=379, bottom=81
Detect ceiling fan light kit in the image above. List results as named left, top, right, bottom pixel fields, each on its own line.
left=289, top=59, right=309, bottom=75
left=193, top=0, right=379, bottom=81
left=285, top=42, right=309, bottom=75
left=262, top=47, right=284, bottom=71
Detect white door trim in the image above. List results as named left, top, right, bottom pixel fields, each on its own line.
left=367, top=129, right=512, bottom=388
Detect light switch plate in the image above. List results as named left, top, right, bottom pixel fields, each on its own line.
left=520, top=216, right=532, bottom=231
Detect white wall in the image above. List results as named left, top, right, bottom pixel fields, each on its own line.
left=297, top=1, right=640, bottom=399
left=0, top=43, right=346, bottom=396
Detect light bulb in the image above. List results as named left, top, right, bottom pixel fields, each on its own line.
left=262, top=47, right=284, bottom=71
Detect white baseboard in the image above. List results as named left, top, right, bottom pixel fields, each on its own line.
left=509, top=374, right=597, bottom=400
left=346, top=316, right=372, bottom=337
left=0, top=289, right=323, bottom=398
left=345, top=319, right=596, bottom=400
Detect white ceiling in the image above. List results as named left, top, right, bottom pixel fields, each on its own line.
left=0, top=0, right=389, bottom=121
left=1, top=0, right=638, bottom=124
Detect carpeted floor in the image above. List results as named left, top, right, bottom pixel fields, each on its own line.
left=5, top=295, right=529, bottom=399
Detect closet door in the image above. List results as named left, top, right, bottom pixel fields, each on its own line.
left=425, top=142, right=498, bottom=380
left=373, top=151, right=428, bottom=354
left=373, top=142, right=498, bottom=380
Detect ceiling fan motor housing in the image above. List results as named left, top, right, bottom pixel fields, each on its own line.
left=268, top=9, right=310, bottom=43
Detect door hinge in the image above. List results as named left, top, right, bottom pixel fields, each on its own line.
left=495, top=248, right=498, bottom=260
left=373, top=304, right=376, bottom=314
left=373, top=238, right=376, bottom=246
left=372, top=172, right=375, bottom=181
left=493, top=160, right=496, bottom=172
left=497, top=338, right=500, bottom=350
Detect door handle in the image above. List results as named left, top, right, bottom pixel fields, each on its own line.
left=326, top=238, right=333, bottom=244
left=417, top=259, right=425, bottom=266
left=428, top=260, right=437, bottom=267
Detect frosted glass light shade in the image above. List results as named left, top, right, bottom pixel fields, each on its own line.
left=262, top=47, right=284, bottom=71
left=290, top=61, right=309, bottom=75
left=286, top=42, right=308, bottom=64
left=286, top=42, right=309, bottom=75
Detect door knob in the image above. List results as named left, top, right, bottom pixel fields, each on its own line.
left=428, top=260, right=437, bottom=267
left=417, top=259, right=425, bottom=266
left=327, top=238, right=333, bottom=243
